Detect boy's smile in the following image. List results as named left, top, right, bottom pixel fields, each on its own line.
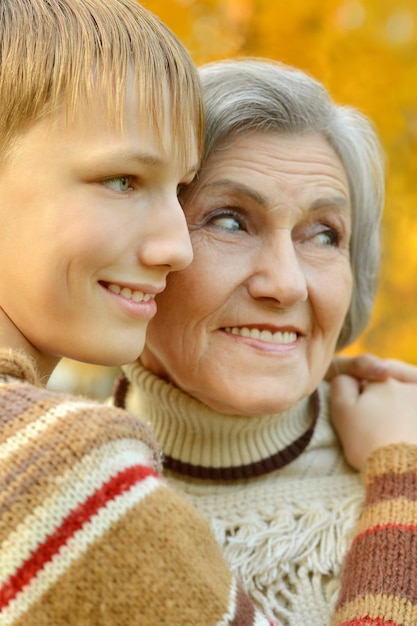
left=0, top=81, right=197, bottom=374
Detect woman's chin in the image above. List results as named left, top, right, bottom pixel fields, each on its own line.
left=201, top=391, right=308, bottom=417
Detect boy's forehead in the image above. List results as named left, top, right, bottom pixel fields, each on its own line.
left=11, top=72, right=200, bottom=174
left=9, top=86, right=198, bottom=174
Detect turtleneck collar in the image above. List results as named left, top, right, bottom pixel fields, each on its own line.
left=118, top=360, right=320, bottom=481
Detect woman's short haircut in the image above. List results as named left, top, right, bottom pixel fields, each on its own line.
left=196, top=58, right=385, bottom=349
left=0, top=0, right=203, bottom=166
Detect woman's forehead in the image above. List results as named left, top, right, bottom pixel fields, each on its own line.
left=201, top=132, right=349, bottom=186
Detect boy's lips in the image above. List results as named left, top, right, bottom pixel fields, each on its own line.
left=107, top=283, right=156, bottom=303
left=99, top=281, right=165, bottom=305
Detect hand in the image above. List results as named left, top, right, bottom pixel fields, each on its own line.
left=326, top=353, right=417, bottom=383
left=330, top=374, right=417, bottom=470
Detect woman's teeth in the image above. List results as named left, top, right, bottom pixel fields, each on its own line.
left=224, top=327, right=297, bottom=344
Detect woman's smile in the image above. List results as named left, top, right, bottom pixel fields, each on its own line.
left=223, top=326, right=299, bottom=345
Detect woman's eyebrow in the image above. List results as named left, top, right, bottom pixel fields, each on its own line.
left=202, top=179, right=268, bottom=206
left=201, top=181, right=350, bottom=214
left=309, top=196, right=350, bottom=213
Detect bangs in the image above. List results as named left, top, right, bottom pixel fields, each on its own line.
left=0, top=0, right=204, bottom=165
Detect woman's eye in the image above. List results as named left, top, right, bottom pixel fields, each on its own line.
left=312, top=227, right=340, bottom=246
left=210, top=213, right=242, bottom=231
left=102, top=176, right=132, bottom=192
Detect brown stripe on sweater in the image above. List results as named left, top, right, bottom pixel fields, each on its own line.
left=364, top=471, right=417, bottom=506
left=163, top=391, right=320, bottom=480
left=229, top=581, right=255, bottom=626
left=0, top=383, right=63, bottom=433
left=336, top=525, right=417, bottom=607
left=0, top=395, right=159, bottom=541
left=332, top=593, right=417, bottom=626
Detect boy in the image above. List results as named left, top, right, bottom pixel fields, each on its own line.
left=0, top=1, right=276, bottom=624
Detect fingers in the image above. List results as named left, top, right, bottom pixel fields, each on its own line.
left=330, top=374, right=378, bottom=471
left=327, top=354, right=417, bottom=384
left=330, top=374, right=361, bottom=409
left=329, top=375, right=360, bottom=443
left=383, top=358, right=417, bottom=383
left=326, top=354, right=389, bottom=382
left=330, top=376, right=417, bottom=471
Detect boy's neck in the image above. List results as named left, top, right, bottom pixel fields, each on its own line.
left=0, top=308, right=59, bottom=384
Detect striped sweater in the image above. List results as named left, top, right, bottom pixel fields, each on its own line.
left=0, top=350, right=277, bottom=626
left=332, top=444, right=417, bottom=626
left=115, top=363, right=417, bottom=626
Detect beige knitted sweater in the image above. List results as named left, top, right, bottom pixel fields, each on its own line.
left=115, top=361, right=364, bottom=626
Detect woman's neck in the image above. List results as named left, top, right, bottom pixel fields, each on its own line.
left=120, top=360, right=320, bottom=481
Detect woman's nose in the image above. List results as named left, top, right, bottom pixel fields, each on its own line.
left=136, top=195, right=193, bottom=272
left=247, top=232, right=308, bottom=307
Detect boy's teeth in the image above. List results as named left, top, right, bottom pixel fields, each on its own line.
left=108, top=283, right=154, bottom=302
left=225, top=327, right=297, bottom=344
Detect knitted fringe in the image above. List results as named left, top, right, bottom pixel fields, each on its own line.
left=210, top=493, right=363, bottom=626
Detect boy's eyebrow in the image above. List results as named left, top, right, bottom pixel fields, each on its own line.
left=91, top=150, right=199, bottom=176
left=82, top=149, right=166, bottom=168
left=128, top=154, right=200, bottom=176
left=123, top=151, right=168, bottom=166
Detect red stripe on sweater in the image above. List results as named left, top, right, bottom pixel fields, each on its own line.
left=0, top=464, right=158, bottom=610
left=340, top=618, right=400, bottom=626
left=354, top=522, right=417, bottom=543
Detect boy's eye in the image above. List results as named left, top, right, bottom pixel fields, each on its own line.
left=102, top=176, right=132, bottom=192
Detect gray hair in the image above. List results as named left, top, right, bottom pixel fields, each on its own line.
left=197, top=58, right=385, bottom=349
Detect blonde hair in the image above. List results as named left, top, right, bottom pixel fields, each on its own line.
left=0, top=0, right=203, bottom=164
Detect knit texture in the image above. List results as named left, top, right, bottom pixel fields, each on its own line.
left=115, top=361, right=417, bottom=626
left=332, top=444, right=417, bottom=626
left=0, top=349, right=279, bottom=626
left=116, top=361, right=362, bottom=625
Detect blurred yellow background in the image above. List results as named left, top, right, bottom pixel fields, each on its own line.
left=49, top=0, right=417, bottom=398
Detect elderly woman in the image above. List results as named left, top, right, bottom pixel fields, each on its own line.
left=113, top=59, right=417, bottom=625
